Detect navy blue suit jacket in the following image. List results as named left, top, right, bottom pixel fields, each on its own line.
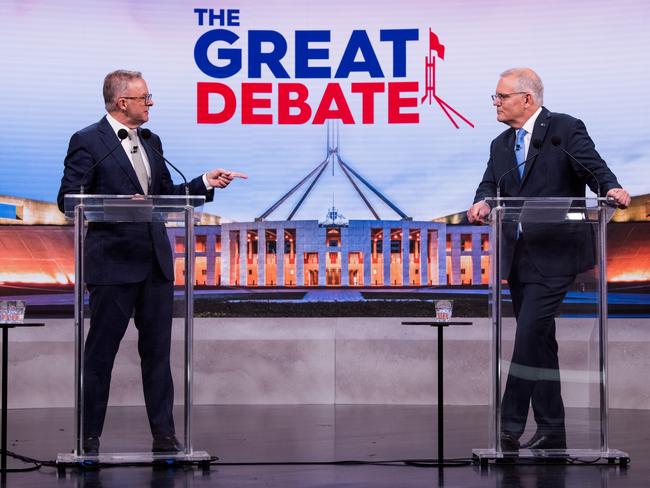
left=58, top=116, right=214, bottom=285
left=473, top=107, right=621, bottom=278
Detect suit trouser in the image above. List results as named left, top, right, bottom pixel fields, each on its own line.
left=501, top=238, right=575, bottom=439
left=83, top=263, right=175, bottom=438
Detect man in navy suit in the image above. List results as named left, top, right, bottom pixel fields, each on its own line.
left=58, top=70, right=244, bottom=455
left=467, top=68, right=630, bottom=451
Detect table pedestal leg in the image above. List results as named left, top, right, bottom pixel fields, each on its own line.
left=2, top=327, right=8, bottom=476
left=437, top=325, right=443, bottom=467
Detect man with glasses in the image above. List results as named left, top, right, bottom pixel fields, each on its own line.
left=58, top=70, right=244, bottom=456
left=467, top=68, right=630, bottom=452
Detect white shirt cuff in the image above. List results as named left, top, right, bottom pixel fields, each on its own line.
left=202, top=173, right=212, bottom=190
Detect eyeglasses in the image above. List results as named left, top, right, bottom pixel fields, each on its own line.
left=491, top=92, right=528, bottom=102
left=121, top=93, right=153, bottom=104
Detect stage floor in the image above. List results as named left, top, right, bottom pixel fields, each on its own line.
left=2, top=405, right=648, bottom=487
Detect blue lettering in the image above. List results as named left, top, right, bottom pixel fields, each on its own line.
left=335, top=30, right=384, bottom=78
left=194, top=28, right=420, bottom=80
left=380, top=29, right=418, bottom=77
left=194, top=29, right=241, bottom=79
left=248, top=30, right=290, bottom=79
left=194, top=8, right=240, bottom=26
left=295, top=30, right=331, bottom=79
left=194, top=8, right=208, bottom=25
left=227, top=9, right=240, bottom=26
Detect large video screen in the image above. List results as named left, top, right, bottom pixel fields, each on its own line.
left=1, top=0, right=648, bottom=222
left=2, top=0, right=650, bottom=319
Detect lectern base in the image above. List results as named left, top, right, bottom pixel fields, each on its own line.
left=56, top=450, right=212, bottom=473
left=472, top=448, right=630, bottom=466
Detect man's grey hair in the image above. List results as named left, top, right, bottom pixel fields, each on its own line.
left=103, top=70, right=143, bottom=111
left=500, top=67, right=544, bottom=105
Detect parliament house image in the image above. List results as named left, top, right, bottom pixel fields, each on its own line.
left=1, top=193, right=648, bottom=289
left=167, top=217, right=491, bottom=288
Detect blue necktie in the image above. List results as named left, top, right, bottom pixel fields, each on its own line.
left=515, top=128, right=527, bottom=178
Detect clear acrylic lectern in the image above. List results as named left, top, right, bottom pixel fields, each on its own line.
left=472, top=197, right=629, bottom=465
left=57, top=194, right=210, bottom=467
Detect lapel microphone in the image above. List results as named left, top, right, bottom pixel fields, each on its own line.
left=129, top=131, right=139, bottom=154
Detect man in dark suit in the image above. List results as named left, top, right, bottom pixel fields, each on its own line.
left=58, top=70, right=244, bottom=455
left=467, top=68, right=630, bottom=451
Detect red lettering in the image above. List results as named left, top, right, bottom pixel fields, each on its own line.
left=242, top=83, right=273, bottom=124
left=198, top=81, right=422, bottom=125
left=351, top=82, right=385, bottom=124
left=197, top=82, right=236, bottom=124
left=312, top=83, right=355, bottom=124
left=388, top=82, right=419, bottom=123
left=278, top=83, right=312, bottom=124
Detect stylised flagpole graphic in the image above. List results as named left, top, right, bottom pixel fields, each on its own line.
left=421, top=29, right=474, bottom=129
left=257, top=121, right=410, bottom=221
left=428, top=30, right=445, bottom=61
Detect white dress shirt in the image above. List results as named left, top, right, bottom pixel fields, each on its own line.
left=105, top=113, right=152, bottom=182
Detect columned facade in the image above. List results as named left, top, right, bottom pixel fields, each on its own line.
left=168, top=220, right=490, bottom=287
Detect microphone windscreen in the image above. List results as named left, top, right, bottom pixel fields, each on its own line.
left=140, top=128, right=152, bottom=140
left=531, top=138, right=542, bottom=149
left=551, top=136, right=562, bottom=146
left=117, top=128, right=128, bottom=140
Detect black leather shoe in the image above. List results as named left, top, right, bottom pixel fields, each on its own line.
left=500, top=433, right=520, bottom=453
left=521, top=432, right=566, bottom=450
left=152, top=435, right=183, bottom=453
left=82, top=436, right=100, bottom=456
